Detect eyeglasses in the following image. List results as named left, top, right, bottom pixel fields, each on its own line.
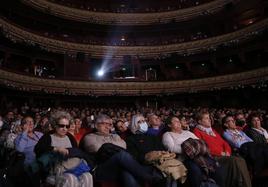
left=98, top=122, right=112, bottom=126
left=57, top=124, right=70, bottom=129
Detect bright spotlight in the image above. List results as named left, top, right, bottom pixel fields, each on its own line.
left=97, top=69, right=104, bottom=77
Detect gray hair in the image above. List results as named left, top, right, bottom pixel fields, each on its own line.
left=50, top=110, right=72, bottom=128
left=95, top=114, right=112, bottom=125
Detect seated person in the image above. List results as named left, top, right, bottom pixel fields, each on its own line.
left=222, top=114, right=253, bottom=149
left=146, top=113, right=165, bottom=137
left=73, top=118, right=92, bottom=144
left=127, top=114, right=187, bottom=187
left=162, top=116, right=222, bottom=187
left=82, top=114, right=162, bottom=187
left=15, top=116, right=43, bottom=166
left=114, top=119, right=132, bottom=140
left=127, top=114, right=166, bottom=164
left=68, top=118, right=92, bottom=144
left=34, top=111, right=92, bottom=187
left=246, top=112, right=268, bottom=144
left=193, top=110, right=251, bottom=187
left=222, top=114, right=268, bottom=175
left=178, top=115, right=190, bottom=131
left=34, top=116, right=51, bottom=134
left=235, top=112, right=248, bottom=131
left=162, top=116, right=198, bottom=158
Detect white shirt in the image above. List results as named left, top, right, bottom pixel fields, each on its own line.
left=162, top=131, right=198, bottom=154
left=252, top=127, right=268, bottom=139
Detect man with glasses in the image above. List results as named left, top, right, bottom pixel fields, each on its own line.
left=15, top=116, right=43, bottom=166
left=222, top=115, right=253, bottom=149
left=147, top=113, right=165, bottom=136
left=194, top=110, right=251, bottom=187
left=222, top=114, right=268, bottom=175
left=83, top=114, right=126, bottom=153
left=81, top=114, right=163, bottom=187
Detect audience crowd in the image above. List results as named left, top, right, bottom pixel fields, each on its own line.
left=0, top=104, right=268, bottom=187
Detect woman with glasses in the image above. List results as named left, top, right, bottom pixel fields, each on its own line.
left=15, top=116, right=43, bottom=166
left=34, top=111, right=77, bottom=157
left=34, top=111, right=93, bottom=187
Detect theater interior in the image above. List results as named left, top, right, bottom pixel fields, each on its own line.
left=0, top=0, right=268, bottom=187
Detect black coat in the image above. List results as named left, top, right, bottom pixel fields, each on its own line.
left=245, top=128, right=267, bottom=144
left=34, top=133, right=78, bottom=158
left=126, top=133, right=166, bottom=164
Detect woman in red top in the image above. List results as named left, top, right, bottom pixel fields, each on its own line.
left=69, top=118, right=92, bottom=144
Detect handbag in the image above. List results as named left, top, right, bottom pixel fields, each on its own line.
left=96, top=143, right=125, bottom=162
left=64, top=159, right=91, bottom=177
left=46, top=157, right=90, bottom=185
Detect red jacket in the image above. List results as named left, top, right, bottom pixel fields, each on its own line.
left=193, top=127, right=232, bottom=157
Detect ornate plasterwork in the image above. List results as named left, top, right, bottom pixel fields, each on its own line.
left=0, top=67, right=267, bottom=96
left=1, top=18, right=267, bottom=58
left=20, top=0, right=234, bottom=25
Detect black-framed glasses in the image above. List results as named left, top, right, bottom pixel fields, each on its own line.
left=57, top=124, right=70, bottom=129
left=98, top=122, right=112, bottom=126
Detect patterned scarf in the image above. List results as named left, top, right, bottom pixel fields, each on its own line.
left=226, top=129, right=246, bottom=142
left=196, top=125, right=216, bottom=137
left=182, top=138, right=218, bottom=177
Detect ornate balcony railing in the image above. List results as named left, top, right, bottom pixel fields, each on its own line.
left=45, top=0, right=213, bottom=13
left=1, top=17, right=267, bottom=58
left=20, top=0, right=234, bottom=25
left=0, top=67, right=267, bottom=96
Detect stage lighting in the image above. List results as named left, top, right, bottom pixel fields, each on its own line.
left=97, top=69, right=104, bottom=77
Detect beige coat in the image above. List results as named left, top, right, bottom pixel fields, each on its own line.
left=145, top=151, right=187, bottom=183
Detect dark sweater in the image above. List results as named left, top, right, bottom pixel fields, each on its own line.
left=126, top=133, right=166, bottom=164
left=34, top=133, right=78, bottom=158
left=246, top=128, right=267, bottom=144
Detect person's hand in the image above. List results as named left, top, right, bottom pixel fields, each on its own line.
left=221, top=152, right=230, bottom=156
left=23, top=125, right=30, bottom=133
left=54, top=147, right=69, bottom=156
